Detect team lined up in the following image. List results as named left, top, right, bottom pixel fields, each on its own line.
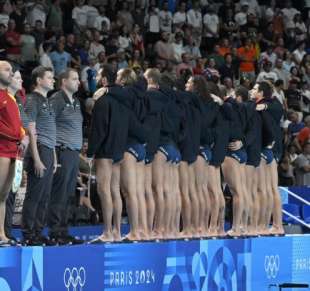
left=87, top=66, right=284, bottom=243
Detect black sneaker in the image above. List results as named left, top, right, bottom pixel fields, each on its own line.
left=62, top=235, right=84, bottom=245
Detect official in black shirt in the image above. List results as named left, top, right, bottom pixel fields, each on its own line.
left=47, top=68, right=84, bottom=245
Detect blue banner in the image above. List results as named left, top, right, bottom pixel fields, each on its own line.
left=0, top=235, right=310, bottom=291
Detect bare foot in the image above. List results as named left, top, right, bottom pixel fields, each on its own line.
left=122, top=232, right=140, bottom=242
left=227, top=229, right=241, bottom=238
left=269, top=226, right=285, bottom=236
left=112, top=230, right=122, bottom=242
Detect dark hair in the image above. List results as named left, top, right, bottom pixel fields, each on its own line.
left=258, top=81, right=273, bottom=99
left=190, top=76, right=212, bottom=102
left=31, top=66, right=53, bottom=86
left=42, top=42, right=52, bottom=52
left=100, top=64, right=115, bottom=85
left=235, top=86, right=249, bottom=101
left=274, top=79, right=284, bottom=87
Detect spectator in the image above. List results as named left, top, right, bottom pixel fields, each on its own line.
left=0, top=23, right=7, bottom=58
left=259, top=45, right=277, bottom=68
left=292, top=41, right=306, bottom=65
left=117, top=2, right=134, bottom=31
left=31, top=19, right=45, bottom=51
left=221, top=8, right=238, bottom=39
left=118, top=26, right=132, bottom=52
left=202, top=6, right=219, bottom=53
left=283, top=51, right=296, bottom=74
left=219, top=53, right=235, bottom=82
left=294, top=140, right=310, bottom=186
left=81, top=56, right=100, bottom=94
left=93, top=5, right=110, bottom=32
left=274, top=37, right=286, bottom=59
left=176, top=52, right=192, bottom=77
left=46, top=0, right=63, bottom=33
left=234, top=1, right=249, bottom=27
left=273, top=58, right=290, bottom=89
left=159, top=1, right=173, bottom=33
left=186, top=1, right=202, bottom=45
left=77, top=39, right=90, bottom=67
left=294, top=116, right=310, bottom=151
left=39, top=41, right=54, bottom=71
left=287, top=110, right=305, bottom=142
left=49, top=41, right=71, bottom=76
left=26, top=0, right=49, bottom=29
left=89, top=30, right=105, bottom=59
left=128, top=49, right=142, bottom=70
left=20, top=23, right=37, bottom=63
left=183, top=35, right=201, bottom=67
left=85, top=0, right=99, bottom=29
left=130, top=24, right=145, bottom=57
left=10, top=0, right=27, bottom=33
left=237, top=38, right=257, bottom=82
left=172, top=31, right=185, bottom=63
left=72, top=0, right=88, bottom=33
left=273, top=79, right=288, bottom=112
left=5, top=18, right=21, bottom=62
left=65, top=34, right=81, bottom=70
left=0, top=3, right=10, bottom=27
left=281, top=0, right=300, bottom=30
left=193, top=57, right=206, bottom=75
left=289, top=66, right=302, bottom=83
left=144, top=6, right=160, bottom=45
left=293, top=12, right=307, bottom=43
left=154, top=31, right=174, bottom=62
left=278, top=153, right=295, bottom=186
left=173, top=2, right=187, bottom=28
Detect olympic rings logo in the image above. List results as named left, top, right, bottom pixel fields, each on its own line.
left=64, top=267, right=86, bottom=291
left=264, top=255, right=280, bottom=279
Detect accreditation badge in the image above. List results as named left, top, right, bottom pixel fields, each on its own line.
left=12, top=158, right=23, bottom=193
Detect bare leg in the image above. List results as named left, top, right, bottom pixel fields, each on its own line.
left=152, top=152, right=165, bottom=238
left=245, top=165, right=258, bottom=235
left=136, top=161, right=148, bottom=239
left=179, top=161, right=192, bottom=237
left=216, top=167, right=226, bottom=236
left=207, top=165, right=220, bottom=236
left=120, top=153, right=140, bottom=240
left=0, top=157, right=15, bottom=241
left=95, top=159, right=114, bottom=241
left=257, top=159, right=268, bottom=234
left=188, top=164, right=199, bottom=237
left=145, top=164, right=155, bottom=235
left=269, top=160, right=284, bottom=235
left=194, top=156, right=208, bottom=236
left=265, top=163, right=274, bottom=231
left=111, top=163, right=122, bottom=241
left=163, top=162, right=173, bottom=238
left=172, top=164, right=182, bottom=238
left=221, top=157, right=244, bottom=237
left=240, top=164, right=251, bottom=234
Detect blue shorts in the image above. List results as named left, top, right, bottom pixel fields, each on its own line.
left=199, top=146, right=212, bottom=163
left=159, top=144, right=181, bottom=164
left=227, top=149, right=247, bottom=164
left=126, top=144, right=146, bottom=162
left=145, top=153, right=154, bottom=165
left=261, top=148, right=274, bottom=165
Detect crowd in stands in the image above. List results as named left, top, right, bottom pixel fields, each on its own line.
left=0, top=0, right=310, bottom=186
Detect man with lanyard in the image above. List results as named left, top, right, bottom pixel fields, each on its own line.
left=0, top=61, right=26, bottom=246
left=47, top=68, right=84, bottom=245
left=22, top=66, right=56, bottom=246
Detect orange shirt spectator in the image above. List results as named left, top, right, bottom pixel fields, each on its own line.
left=219, top=46, right=231, bottom=57
left=297, top=127, right=310, bottom=147
left=237, top=41, right=256, bottom=72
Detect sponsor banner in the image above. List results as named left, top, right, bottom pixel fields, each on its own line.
left=0, top=235, right=310, bottom=291
left=43, top=245, right=106, bottom=291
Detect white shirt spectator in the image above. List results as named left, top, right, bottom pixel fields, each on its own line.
left=85, top=5, right=99, bottom=28
left=173, top=11, right=186, bottom=26
left=145, top=12, right=160, bottom=33
left=282, top=7, right=300, bottom=26
left=234, top=11, right=247, bottom=26
left=256, top=71, right=278, bottom=83
left=93, top=15, right=110, bottom=31
left=187, top=9, right=202, bottom=29
left=40, top=53, right=54, bottom=71
left=159, top=10, right=173, bottom=32
left=172, top=42, right=185, bottom=63
left=72, top=6, right=88, bottom=28
left=273, top=68, right=290, bottom=89
left=203, top=13, right=219, bottom=37
left=89, top=42, right=105, bottom=59
left=273, top=89, right=286, bottom=106
left=118, top=35, right=131, bottom=50
left=292, top=49, right=306, bottom=65
left=27, top=3, right=48, bottom=28
left=0, top=13, right=9, bottom=27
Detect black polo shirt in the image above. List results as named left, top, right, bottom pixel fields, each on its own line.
left=25, top=91, right=56, bottom=149
left=50, top=90, right=83, bottom=151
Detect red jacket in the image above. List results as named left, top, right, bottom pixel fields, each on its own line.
left=0, top=89, right=25, bottom=158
